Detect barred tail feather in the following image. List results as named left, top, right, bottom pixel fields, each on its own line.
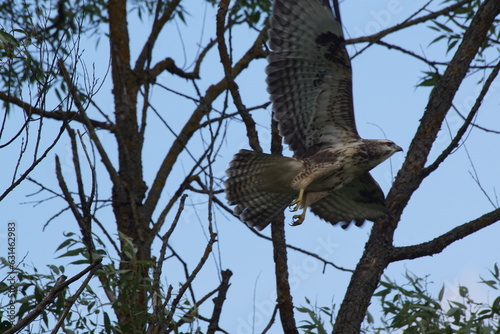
left=225, top=149, right=302, bottom=230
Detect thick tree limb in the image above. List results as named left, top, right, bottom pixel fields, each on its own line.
left=391, top=208, right=500, bottom=261
left=387, top=0, right=500, bottom=220
left=334, top=1, right=500, bottom=333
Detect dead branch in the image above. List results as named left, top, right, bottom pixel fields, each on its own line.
left=148, top=194, right=188, bottom=332
left=57, top=59, right=121, bottom=190
left=134, top=0, right=182, bottom=75
left=207, top=269, right=232, bottom=334
left=261, top=304, right=279, bottom=334
left=271, top=216, right=298, bottom=333
left=55, top=155, right=95, bottom=259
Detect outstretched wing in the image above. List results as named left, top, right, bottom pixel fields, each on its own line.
left=309, top=173, right=388, bottom=228
left=267, top=0, right=359, bottom=159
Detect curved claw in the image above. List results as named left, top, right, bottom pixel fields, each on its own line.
left=291, top=210, right=306, bottom=226
left=289, top=188, right=305, bottom=212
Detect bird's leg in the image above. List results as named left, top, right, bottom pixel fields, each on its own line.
left=289, top=188, right=305, bottom=212
left=289, top=188, right=307, bottom=226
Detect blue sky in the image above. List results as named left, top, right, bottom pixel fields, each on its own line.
left=1, top=0, right=499, bottom=332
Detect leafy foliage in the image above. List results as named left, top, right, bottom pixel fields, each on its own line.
left=367, top=268, right=500, bottom=333
left=0, top=0, right=107, bottom=96
left=418, top=0, right=500, bottom=89
left=207, top=0, right=272, bottom=26
left=297, top=297, right=335, bottom=334
left=295, top=266, right=500, bottom=334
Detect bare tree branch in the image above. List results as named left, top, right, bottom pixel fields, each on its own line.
left=391, top=208, right=500, bottom=261
left=421, top=59, right=500, bottom=178
left=163, top=231, right=218, bottom=327
left=141, top=18, right=267, bottom=224
left=216, top=0, right=263, bottom=153
left=57, top=60, right=121, bottom=188
left=134, top=0, right=182, bottom=75
left=268, top=115, right=298, bottom=333
left=0, top=91, right=114, bottom=131
left=207, top=269, right=232, bottom=334
left=50, top=261, right=101, bottom=334
left=346, top=0, right=474, bottom=45
left=0, top=122, right=66, bottom=202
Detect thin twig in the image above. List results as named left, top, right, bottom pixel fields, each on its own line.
left=261, top=304, right=279, bottom=334
left=50, top=261, right=102, bottom=333
left=421, top=59, right=500, bottom=178
left=216, top=0, right=263, bottom=153
left=0, top=122, right=66, bottom=203
left=347, top=0, right=474, bottom=45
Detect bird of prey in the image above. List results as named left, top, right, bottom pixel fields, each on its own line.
left=225, top=0, right=402, bottom=231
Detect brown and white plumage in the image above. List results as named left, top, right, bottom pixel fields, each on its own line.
left=225, top=0, right=402, bottom=231
left=267, top=0, right=356, bottom=159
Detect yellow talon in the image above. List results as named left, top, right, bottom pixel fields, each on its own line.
left=291, top=209, right=307, bottom=226
left=289, top=188, right=305, bottom=212
left=290, top=188, right=307, bottom=226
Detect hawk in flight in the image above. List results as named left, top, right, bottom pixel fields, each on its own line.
left=225, top=0, right=402, bottom=231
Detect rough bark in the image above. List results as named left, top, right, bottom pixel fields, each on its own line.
left=108, top=0, right=151, bottom=331
left=333, top=1, right=500, bottom=333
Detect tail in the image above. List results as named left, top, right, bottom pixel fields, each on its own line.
left=225, top=149, right=302, bottom=230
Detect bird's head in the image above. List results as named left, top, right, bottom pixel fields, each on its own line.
left=364, top=139, right=403, bottom=168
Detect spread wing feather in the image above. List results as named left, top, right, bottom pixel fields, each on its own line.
left=267, top=0, right=359, bottom=159
left=309, top=173, right=388, bottom=228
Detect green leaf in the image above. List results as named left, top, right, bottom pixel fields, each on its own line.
left=0, top=30, right=20, bottom=47
left=433, top=21, right=454, bottom=33
left=492, top=296, right=500, bottom=314
left=458, top=286, right=468, bottom=298
left=438, top=285, right=445, bottom=301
